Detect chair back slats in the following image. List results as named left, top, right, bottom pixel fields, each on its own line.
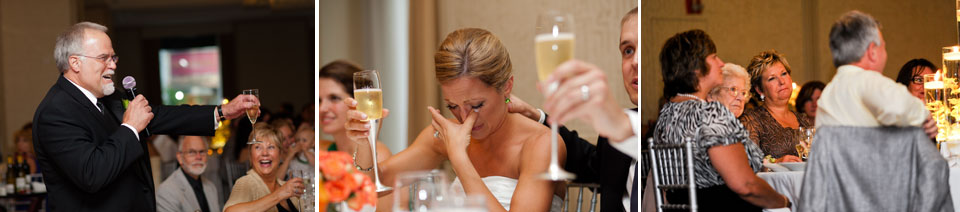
left=562, top=183, right=600, bottom=212
left=648, top=136, right=698, bottom=212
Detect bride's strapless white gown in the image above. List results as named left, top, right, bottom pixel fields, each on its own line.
left=450, top=176, right=563, bottom=212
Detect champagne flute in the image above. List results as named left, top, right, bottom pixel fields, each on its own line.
left=295, top=170, right=313, bottom=212
left=534, top=10, right=576, bottom=181
left=353, top=70, right=391, bottom=192
left=243, top=89, right=261, bottom=144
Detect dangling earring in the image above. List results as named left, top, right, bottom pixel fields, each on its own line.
left=505, top=97, right=511, bottom=103
left=760, top=94, right=765, bottom=101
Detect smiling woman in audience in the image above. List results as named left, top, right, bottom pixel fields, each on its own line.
left=894, top=58, right=937, bottom=100
left=224, top=125, right=303, bottom=212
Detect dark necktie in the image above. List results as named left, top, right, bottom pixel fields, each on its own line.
left=95, top=101, right=105, bottom=114
left=631, top=163, right=638, bottom=212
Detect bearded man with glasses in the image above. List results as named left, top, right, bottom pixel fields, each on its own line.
left=157, top=136, right=220, bottom=212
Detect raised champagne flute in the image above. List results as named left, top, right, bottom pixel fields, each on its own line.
left=243, top=89, right=261, bottom=144
left=534, top=10, right=576, bottom=181
left=353, top=70, right=391, bottom=192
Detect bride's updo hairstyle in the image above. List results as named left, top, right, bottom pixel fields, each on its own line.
left=434, top=28, right=513, bottom=92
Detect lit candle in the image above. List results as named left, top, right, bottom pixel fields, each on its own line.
left=926, top=71, right=944, bottom=89
left=948, top=46, right=960, bottom=60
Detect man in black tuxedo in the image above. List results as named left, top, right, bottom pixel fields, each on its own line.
left=509, top=7, right=638, bottom=212
left=32, top=22, right=259, bottom=212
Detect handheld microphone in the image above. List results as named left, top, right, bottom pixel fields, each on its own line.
left=122, top=76, right=137, bottom=100
left=122, top=76, right=151, bottom=137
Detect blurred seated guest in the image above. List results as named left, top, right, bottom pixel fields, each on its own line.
left=895, top=58, right=937, bottom=100
left=794, top=81, right=825, bottom=124
left=224, top=125, right=303, bottom=212
left=654, top=29, right=790, bottom=210
left=347, top=28, right=566, bottom=211
left=296, top=103, right=314, bottom=131
left=13, top=123, right=44, bottom=212
left=318, top=60, right=393, bottom=208
left=271, top=118, right=297, bottom=179
left=14, top=123, right=37, bottom=174
left=286, top=127, right=315, bottom=179
left=740, top=50, right=808, bottom=162
left=272, top=118, right=296, bottom=151
left=151, top=135, right=180, bottom=181
left=157, top=136, right=220, bottom=212
left=707, top=63, right=752, bottom=117
left=260, top=108, right=274, bottom=126
left=317, top=60, right=392, bottom=162
left=798, top=11, right=948, bottom=211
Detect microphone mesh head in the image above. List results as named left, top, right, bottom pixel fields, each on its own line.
left=122, top=76, right=136, bottom=89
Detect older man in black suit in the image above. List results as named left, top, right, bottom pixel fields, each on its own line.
left=32, top=22, right=258, bottom=212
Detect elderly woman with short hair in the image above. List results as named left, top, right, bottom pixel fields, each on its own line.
left=707, top=63, right=751, bottom=117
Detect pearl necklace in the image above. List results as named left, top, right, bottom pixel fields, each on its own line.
left=677, top=93, right=704, bottom=101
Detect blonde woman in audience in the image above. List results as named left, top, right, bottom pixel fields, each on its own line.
left=740, top=50, right=808, bottom=162
left=707, top=63, right=751, bottom=118
left=13, top=123, right=37, bottom=174
left=224, top=125, right=303, bottom=212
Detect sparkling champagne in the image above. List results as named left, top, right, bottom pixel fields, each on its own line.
left=534, top=33, right=575, bottom=81
left=246, top=105, right=260, bottom=124
left=354, top=88, right=382, bottom=121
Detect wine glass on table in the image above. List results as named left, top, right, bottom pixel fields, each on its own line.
left=243, top=89, right=261, bottom=144
left=353, top=70, right=391, bottom=192
left=534, top=10, right=576, bottom=181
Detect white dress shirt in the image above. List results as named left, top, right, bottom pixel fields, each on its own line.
left=610, top=109, right=639, bottom=211
left=816, top=65, right=928, bottom=127
left=611, top=109, right=639, bottom=159
left=65, top=78, right=140, bottom=140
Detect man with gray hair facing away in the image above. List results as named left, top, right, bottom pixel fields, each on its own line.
left=798, top=10, right=950, bottom=211
left=157, top=136, right=220, bottom=212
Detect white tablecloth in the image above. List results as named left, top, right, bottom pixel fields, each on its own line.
left=758, top=171, right=804, bottom=212
left=760, top=168, right=960, bottom=211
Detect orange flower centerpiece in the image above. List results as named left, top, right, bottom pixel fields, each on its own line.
left=317, top=150, right=377, bottom=211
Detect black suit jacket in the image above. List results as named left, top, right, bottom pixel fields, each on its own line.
left=555, top=109, right=636, bottom=212
left=32, top=76, right=216, bottom=212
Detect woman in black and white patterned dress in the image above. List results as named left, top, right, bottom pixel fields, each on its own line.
left=653, top=29, right=790, bottom=211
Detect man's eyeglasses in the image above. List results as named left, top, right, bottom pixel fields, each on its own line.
left=912, top=76, right=924, bottom=85
left=720, top=86, right=751, bottom=98
left=77, top=54, right=119, bottom=64
left=180, top=150, right=206, bottom=157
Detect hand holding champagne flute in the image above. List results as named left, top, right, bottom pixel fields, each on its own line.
left=243, top=89, right=261, bottom=144
left=353, top=70, right=392, bottom=192
left=534, top=10, right=576, bottom=181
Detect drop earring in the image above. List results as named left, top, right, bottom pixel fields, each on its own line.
left=505, top=97, right=511, bottom=103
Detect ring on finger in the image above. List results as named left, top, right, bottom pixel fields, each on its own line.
left=580, top=85, right=590, bottom=101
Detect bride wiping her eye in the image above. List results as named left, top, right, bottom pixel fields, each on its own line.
left=344, top=28, right=566, bottom=212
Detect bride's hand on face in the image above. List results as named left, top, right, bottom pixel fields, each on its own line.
left=428, top=106, right=478, bottom=156
left=343, top=98, right=390, bottom=146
